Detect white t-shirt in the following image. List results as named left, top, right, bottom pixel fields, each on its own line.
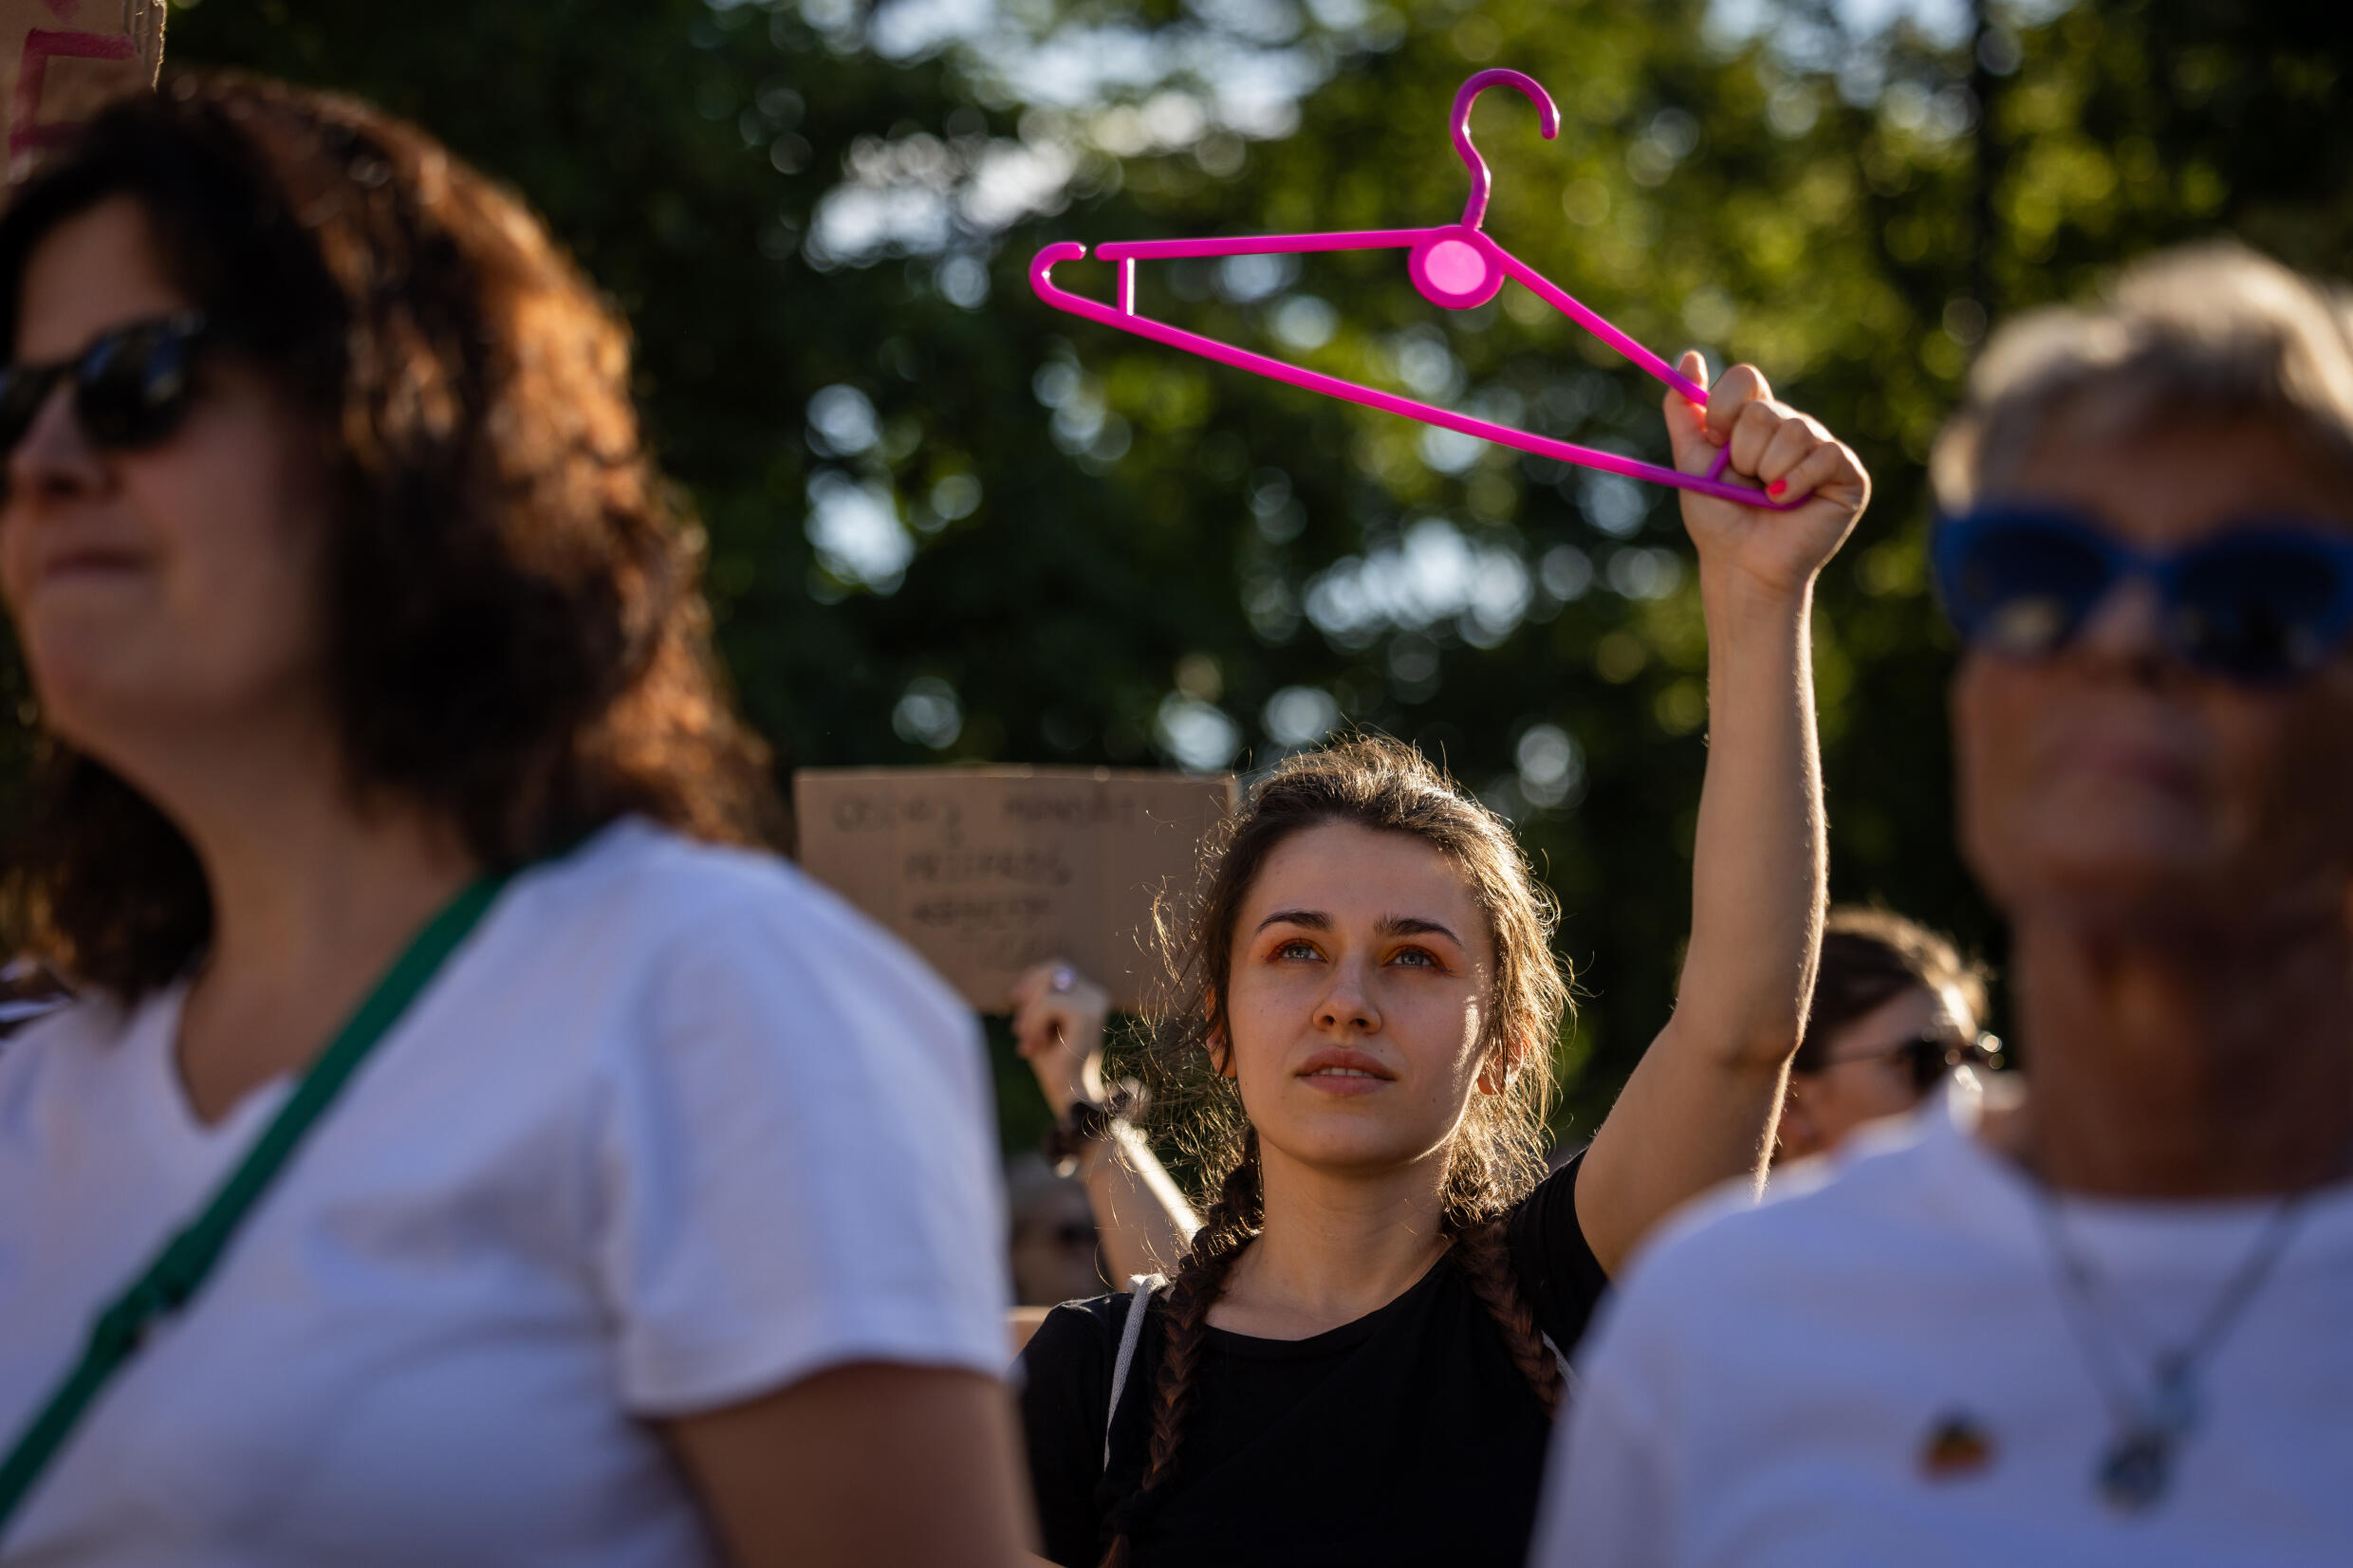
left=0, top=819, right=1010, bottom=1566
left=1533, top=1081, right=2353, bottom=1567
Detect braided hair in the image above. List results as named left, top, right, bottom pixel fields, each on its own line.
left=1101, top=738, right=1570, bottom=1565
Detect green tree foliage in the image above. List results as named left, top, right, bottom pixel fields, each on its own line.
left=15, top=0, right=2346, bottom=1140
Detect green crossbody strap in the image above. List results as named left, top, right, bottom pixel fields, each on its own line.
left=0, top=870, right=514, bottom=1535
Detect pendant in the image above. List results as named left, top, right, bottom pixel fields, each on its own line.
left=2098, top=1428, right=2173, bottom=1512
left=1918, top=1411, right=1996, bottom=1481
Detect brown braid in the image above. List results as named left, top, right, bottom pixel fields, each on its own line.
left=1098, top=1134, right=1264, bottom=1568
left=1443, top=1208, right=1563, bottom=1417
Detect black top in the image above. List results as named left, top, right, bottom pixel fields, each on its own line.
left=1015, top=1153, right=1610, bottom=1568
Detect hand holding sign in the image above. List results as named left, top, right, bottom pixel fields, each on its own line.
left=1010, top=960, right=1113, bottom=1116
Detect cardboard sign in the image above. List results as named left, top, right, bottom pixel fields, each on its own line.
left=793, top=766, right=1235, bottom=1010
left=3, top=0, right=164, bottom=181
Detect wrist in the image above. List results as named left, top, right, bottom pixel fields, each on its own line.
left=1041, top=1082, right=1139, bottom=1176
left=1697, top=559, right=1815, bottom=628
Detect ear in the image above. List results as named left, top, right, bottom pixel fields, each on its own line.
left=1206, top=1018, right=1237, bottom=1080
left=1474, top=1032, right=1528, bottom=1097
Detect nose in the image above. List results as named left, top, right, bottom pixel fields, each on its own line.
left=6, top=378, right=104, bottom=512
left=1315, top=956, right=1381, bottom=1035
left=2070, top=572, right=2171, bottom=679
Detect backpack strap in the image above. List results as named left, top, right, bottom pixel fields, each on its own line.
left=1103, top=1273, right=1164, bottom=1471
left=1541, top=1330, right=1579, bottom=1403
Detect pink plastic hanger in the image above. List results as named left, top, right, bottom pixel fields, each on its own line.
left=1030, top=68, right=1791, bottom=509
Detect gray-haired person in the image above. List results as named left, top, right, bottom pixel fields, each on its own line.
left=1533, top=242, right=2353, bottom=1564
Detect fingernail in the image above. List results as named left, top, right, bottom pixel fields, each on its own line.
left=1767, top=479, right=1788, bottom=497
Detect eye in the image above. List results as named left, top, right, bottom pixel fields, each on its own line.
left=1388, top=946, right=1442, bottom=970
left=1271, top=937, right=1322, bottom=962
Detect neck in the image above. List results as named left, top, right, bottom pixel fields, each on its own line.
left=1213, top=1140, right=1452, bottom=1339
left=1996, top=909, right=2353, bottom=1198
left=108, top=707, right=477, bottom=1118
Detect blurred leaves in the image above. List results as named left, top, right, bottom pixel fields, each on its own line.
left=50, top=0, right=2336, bottom=1135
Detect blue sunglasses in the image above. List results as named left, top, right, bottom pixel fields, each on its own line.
left=1930, top=507, right=2353, bottom=684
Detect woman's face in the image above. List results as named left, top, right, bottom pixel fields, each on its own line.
left=0, top=195, right=334, bottom=779
left=1954, top=414, right=2353, bottom=936
left=1221, top=821, right=1500, bottom=1181
left=1779, top=982, right=1974, bottom=1160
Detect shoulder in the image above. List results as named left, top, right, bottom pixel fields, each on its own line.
left=518, top=818, right=926, bottom=968
left=1019, top=1292, right=1133, bottom=1380
left=1017, top=1293, right=1147, bottom=1562
left=503, top=819, right=974, bottom=1051
left=1508, top=1146, right=1587, bottom=1241
left=558, top=825, right=1012, bottom=1411
left=1016, top=1292, right=1136, bottom=1435
left=1506, top=1148, right=1611, bottom=1350
left=509, top=821, right=1002, bottom=1268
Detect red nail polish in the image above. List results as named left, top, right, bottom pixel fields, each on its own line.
left=1767, top=479, right=1788, bottom=497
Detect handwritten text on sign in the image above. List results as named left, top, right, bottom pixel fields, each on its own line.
left=1, top=1, right=165, bottom=179
left=792, top=767, right=1234, bottom=1010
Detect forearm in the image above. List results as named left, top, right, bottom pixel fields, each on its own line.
left=1017, top=982, right=1198, bottom=1282
left=1677, top=565, right=1825, bottom=1067
left=1579, top=566, right=1824, bottom=1268
left=1076, top=1121, right=1199, bottom=1281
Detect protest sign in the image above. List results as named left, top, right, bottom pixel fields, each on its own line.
left=793, top=766, right=1235, bottom=1010
left=2, top=0, right=164, bottom=181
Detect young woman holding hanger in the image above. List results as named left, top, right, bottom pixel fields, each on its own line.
left=0, top=77, right=1028, bottom=1565
left=1010, top=360, right=1869, bottom=1566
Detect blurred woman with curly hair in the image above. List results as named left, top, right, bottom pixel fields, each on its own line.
left=0, top=75, right=1028, bottom=1565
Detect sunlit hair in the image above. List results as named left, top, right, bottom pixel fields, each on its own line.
left=0, top=72, right=780, bottom=996
left=1933, top=240, right=2353, bottom=509
left=1791, top=906, right=1989, bottom=1074
left=1099, top=735, right=1571, bottom=1566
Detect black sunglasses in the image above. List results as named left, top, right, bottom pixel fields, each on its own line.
left=0, top=311, right=209, bottom=473
left=1825, top=1032, right=2005, bottom=1096
left=1931, top=507, right=2353, bottom=685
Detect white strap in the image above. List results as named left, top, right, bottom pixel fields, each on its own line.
left=1542, top=1330, right=1578, bottom=1402
left=1103, top=1273, right=1163, bottom=1471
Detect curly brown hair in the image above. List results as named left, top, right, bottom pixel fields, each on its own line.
left=0, top=72, right=781, bottom=998
left=1102, top=736, right=1572, bottom=1567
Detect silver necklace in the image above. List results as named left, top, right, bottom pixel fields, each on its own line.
left=2030, top=1187, right=2310, bottom=1512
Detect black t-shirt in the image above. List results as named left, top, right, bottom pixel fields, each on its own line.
left=1015, top=1153, right=1609, bottom=1568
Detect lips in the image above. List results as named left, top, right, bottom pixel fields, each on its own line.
left=25, top=543, right=150, bottom=597
left=31, top=543, right=146, bottom=589
left=2044, top=711, right=2202, bottom=800
left=1296, top=1046, right=1396, bottom=1085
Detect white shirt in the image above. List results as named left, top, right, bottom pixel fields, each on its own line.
left=1534, top=1081, right=2353, bottom=1567
left=0, top=820, right=1010, bottom=1566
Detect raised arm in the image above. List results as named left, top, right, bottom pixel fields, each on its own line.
left=1011, top=963, right=1198, bottom=1282
left=1574, top=354, right=1867, bottom=1275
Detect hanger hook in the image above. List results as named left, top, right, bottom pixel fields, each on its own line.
left=1452, top=68, right=1559, bottom=231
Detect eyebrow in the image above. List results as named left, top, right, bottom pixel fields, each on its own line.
left=1253, top=909, right=1465, bottom=946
